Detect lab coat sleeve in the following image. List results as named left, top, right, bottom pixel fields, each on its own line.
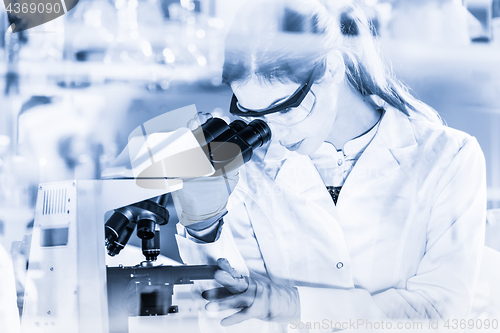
left=175, top=188, right=269, bottom=280
left=296, top=137, right=486, bottom=325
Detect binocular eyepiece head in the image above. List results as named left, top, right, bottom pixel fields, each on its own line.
left=198, top=118, right=271, bottom=149
left=194, top=118, right=272, bottom=172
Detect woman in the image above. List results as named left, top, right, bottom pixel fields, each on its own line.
left=172, top=0, right=486, bottom=331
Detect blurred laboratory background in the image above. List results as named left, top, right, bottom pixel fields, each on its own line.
left=0, top=0, right=500, bottom=321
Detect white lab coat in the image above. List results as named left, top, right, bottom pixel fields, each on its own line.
left=176, top=106, right=486, bottom=332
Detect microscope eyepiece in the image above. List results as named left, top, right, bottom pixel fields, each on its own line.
left=196, top=117, right=272, bottom=173
left=198, top=117, right=229, bottom=144
left=228, top=119, right=246, bottom=133
left=238, top=119, right=272, bottom=149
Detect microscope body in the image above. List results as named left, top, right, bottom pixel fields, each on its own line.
left=21, top=117, right=272, bottom=333
left=21, top=179, right=183, bottom=333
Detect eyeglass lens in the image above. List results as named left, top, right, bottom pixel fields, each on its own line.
left=246, top=90, right=316, bottom=126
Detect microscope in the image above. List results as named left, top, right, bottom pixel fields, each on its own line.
left=21, top=112, right=271, bottom=333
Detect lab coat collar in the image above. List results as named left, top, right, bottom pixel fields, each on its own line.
left=273, top=106, right=418, bottom=198
left=377, top=106, right=417, bottom=150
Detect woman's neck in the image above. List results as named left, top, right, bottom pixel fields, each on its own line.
left=326, top=82, right=382, bottom=150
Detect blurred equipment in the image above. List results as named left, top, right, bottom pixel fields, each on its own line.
left=466, top=0, right=494, bottom=41
left=387, top=0, right=471, bottom=45
left=0, top=241, right=21, bottom=333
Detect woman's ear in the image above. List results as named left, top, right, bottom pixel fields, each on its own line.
left=326, top=50, right=345, bottom=84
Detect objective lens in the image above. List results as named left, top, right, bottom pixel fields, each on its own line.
left=107, top=223, right=136, bottom=257
left=105, top=208, right=134, bottom=244
left=142, top=225, right=160, bottom=261
left=137, top=214, right=156, bottom=240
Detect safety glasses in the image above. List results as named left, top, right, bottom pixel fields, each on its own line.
left=229, top=65, right=322, bottom=126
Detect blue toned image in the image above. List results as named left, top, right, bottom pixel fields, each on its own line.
left=0, top=0, right=499, bottom=332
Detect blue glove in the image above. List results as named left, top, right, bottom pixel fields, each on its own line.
left=202, top=258, right=301, bottom=326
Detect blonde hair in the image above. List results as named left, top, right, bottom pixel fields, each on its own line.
left=223, top=0, right=442, bottom=123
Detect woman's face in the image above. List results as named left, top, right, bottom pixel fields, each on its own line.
left=231, top=72, right=340, bottom=155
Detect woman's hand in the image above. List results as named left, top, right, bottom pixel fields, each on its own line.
left=171, top=170, right=239, bottom=228
left=202, top=258, right=301, bottom=326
